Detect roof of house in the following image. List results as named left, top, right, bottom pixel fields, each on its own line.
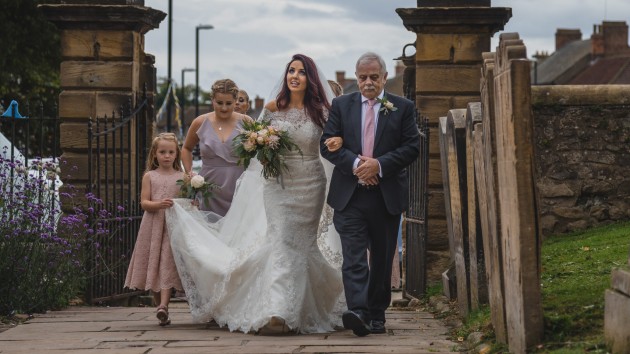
left=568, top=56, right=630, bottom=84
left=532, top=39, right=592, bottom=85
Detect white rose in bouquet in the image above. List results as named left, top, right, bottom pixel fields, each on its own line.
left=190, top=175, right=205, bottom=189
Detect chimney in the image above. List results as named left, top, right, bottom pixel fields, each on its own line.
left=601, top=21, right=629, bottom=55
left=335, top=71, right=345, bottom=87
left=254, top=95, right=264, bottom=111
left=395, top=60, right=405, bottom=77
left=555, top=28, right=582, bottom=51
left=532, top=50, right=550, bottom=63
left=591, top=24, right=605, bottom=56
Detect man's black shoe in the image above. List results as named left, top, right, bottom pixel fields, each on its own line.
left=342, top=310, right=371, bottom=337
left=370, top=320, right=386, bottom=334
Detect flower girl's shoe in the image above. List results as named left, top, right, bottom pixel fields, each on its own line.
left=156, top=305, right=171, bottom=326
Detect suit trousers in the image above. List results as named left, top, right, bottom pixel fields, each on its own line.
left=333, top=186, right=400, bottom=323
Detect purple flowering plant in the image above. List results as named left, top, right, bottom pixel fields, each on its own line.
left=0, top=148, right=127, bottom=315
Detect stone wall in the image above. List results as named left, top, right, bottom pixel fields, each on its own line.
left=532, top=85, right=630, bottom=235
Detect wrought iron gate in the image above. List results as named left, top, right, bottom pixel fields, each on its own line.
left=405, top=115, right=429, bottom=298
left=86, top=88, right=150, bottom=304
left=399, top=42, right=430, bottom=298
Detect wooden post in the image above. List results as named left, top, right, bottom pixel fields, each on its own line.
left=445, top=108, right=470, bottom=316
left=493, top=33, right=543, bottom=353
left=476, top=51, right=508, bottom=344
left=438, top=116, right=456, bottom=299
left=440, top=109, right=470, bottom=317
left=465, top=102, right=486, bottom=310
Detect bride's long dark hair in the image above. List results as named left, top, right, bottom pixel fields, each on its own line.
left=275, top=53, right=331, bottom=129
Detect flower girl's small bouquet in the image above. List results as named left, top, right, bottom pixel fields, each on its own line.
left=233, top=119, right=301, bottom=179
left=176, top=174, right=219, bottom=207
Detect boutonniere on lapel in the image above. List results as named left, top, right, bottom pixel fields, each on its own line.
left=376, top=96, right=398, bottom=115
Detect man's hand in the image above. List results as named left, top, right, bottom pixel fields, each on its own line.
left=362, top=175, right=379, bottom=186
left=353, top=155, right=380, bottom=181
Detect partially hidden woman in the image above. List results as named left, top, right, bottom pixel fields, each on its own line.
left=234, top=89, right=250, bottom=115
left=166, top=54, right=344, bottom=334
left=181, top=79, right=251, bottom=216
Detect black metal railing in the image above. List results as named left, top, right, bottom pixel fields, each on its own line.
left=0, top=100, right=59, bottom=163
left=0, top=100, right=60, bottom=212
left=405, top=114, right=430, bottom=298
left=86, top=87, right=150, bottom=304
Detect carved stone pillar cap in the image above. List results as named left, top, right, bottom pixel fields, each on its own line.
left=417, top=0, right=490, bottom=6
left=55, top=0, right=145, bottom=4
left=396, top=7, right=512, bottom=35
left=39, top=3, right=166, bottom=34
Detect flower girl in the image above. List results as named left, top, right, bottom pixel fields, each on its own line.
left=124, top=132, right=184, bottom=326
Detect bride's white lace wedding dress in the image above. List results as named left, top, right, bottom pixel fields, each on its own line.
left=166, top=108, right=344, bottom=334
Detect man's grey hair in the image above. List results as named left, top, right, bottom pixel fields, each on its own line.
left=356, top=52, right=387, bottom=74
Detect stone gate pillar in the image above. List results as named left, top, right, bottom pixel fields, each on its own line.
left=397, top=0, right=511, bottom=283
left=40, top=0, right=165, bottom=206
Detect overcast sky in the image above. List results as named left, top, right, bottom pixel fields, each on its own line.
left=144, top=0, right=630, bottom=101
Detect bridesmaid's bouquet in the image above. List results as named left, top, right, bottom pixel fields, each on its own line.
left=233, top=119, right=301, bottom=179
left=176, top=174, right=219, bottom=207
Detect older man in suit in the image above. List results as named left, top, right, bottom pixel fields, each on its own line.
left=321, top=52, right=420, bottom=336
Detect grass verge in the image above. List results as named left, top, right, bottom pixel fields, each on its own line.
left=536, top=221, right=630, bottom=353
left=450, top=221, right=630, bottom=353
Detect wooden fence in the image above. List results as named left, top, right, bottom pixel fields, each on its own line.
left=438, top=33, right=543, bottom=354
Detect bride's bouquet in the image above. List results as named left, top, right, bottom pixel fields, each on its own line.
left=176, top=174, right=219, bottom=207
left=233, top=119, right=301, bottom=179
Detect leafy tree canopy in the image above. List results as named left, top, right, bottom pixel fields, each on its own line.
left=0, top=0, right=62, bottom=111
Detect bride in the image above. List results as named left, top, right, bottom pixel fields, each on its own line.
left=166, top=54, right=344, bottom=334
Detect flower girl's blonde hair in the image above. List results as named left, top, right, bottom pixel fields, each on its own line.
left=146, top=132, right=183, bottom=172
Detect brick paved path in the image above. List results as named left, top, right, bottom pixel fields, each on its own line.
left=0, top=299, right=461, bottom=353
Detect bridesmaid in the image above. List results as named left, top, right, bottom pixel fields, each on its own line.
left=181, top=79, right=252, bottom=216
left=234, top=89, right=250, bottom=114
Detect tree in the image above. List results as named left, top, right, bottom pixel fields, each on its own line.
left=0, top=0, right=61, bottom=110
left=0, top=0, right=62, bottom=158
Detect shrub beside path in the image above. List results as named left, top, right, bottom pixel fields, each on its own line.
left=0, top=294, right=461, bottom=353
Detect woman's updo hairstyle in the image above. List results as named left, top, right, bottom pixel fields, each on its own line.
left=210, top=78, right=239, bottom=99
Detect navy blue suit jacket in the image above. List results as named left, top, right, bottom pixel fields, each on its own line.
left=320, top=91, right=420, bottom=215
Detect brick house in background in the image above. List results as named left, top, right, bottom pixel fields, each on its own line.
left=532, top=20, right=630, bottom=85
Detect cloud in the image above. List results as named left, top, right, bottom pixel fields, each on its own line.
left=146, top=0, right=630, bottom=103
left=145, top=0, right=416, bottom=100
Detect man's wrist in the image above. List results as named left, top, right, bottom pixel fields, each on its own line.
left=353, top=157, right=361, bottom=170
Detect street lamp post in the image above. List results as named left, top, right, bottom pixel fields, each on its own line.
left=195, top=24, right=214, bottom=118
left=166, top=0, right=173, bottom=131
left=180, top=68, right=195, bottom=134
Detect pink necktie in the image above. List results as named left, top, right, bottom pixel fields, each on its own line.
left=363, top=99, right=376, bottom=157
